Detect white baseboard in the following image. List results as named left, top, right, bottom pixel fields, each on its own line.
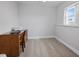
left=28, top=36, right=54, bottom=39
left=55, top=36, right=79, bottom=56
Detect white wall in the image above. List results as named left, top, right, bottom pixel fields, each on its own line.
left=56, top=1, right=79, bottom=55
left=0, top=1, right=18, bottom=34
left=18, top=2, right=57, bottom=38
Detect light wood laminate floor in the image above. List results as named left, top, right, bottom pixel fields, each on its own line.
left=20, top=38, right=79, bottom=57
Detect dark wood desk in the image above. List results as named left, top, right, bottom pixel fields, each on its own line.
left=0, top=30, right=28, bottom=57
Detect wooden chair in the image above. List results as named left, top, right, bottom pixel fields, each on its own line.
left=20, top=30, right=28, bottom=52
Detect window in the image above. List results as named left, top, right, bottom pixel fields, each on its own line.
left=64, top=4, right=76, bottom=25
left=64, top=2, right=79, bottom=26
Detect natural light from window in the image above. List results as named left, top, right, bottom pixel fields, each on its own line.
left=64, top=2, right=79, bottom=26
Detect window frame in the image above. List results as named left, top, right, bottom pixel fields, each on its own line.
left=64, top=3, right=76, bottom=25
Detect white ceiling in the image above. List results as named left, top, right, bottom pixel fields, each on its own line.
left=41, top=1, right=65, bottom=7
left=18, top=1, right=65, bottom=7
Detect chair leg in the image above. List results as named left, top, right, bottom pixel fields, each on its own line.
left=24, top=41, right=25, bottom=48
left=22, top=43, right=24, bottom=52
